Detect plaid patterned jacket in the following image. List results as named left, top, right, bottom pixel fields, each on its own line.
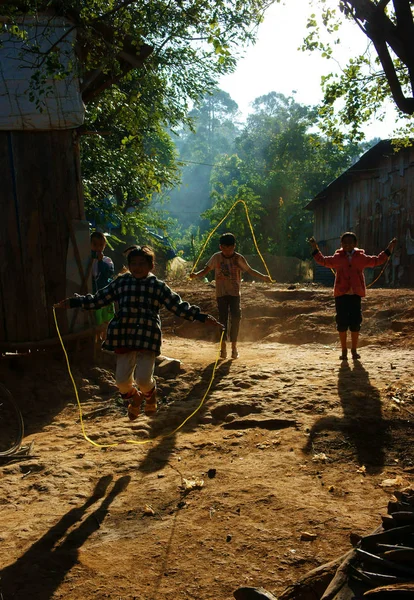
left=69, top=273, right=207, bottom=354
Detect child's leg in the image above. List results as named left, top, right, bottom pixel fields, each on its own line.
left=338, top=331, right=348, bottom=358
left=351, top=332, right=360, bottom=358
left=116, top=352, right=142, bottom=420
left=335, top=296, right=349, bottom=359
left=217, top=296, right=230, bottom=357
left=116, top=352, right=138, bottom=394
left=349, top=295, right=362, bottom=358
left=135, top=351, right=157, bottom=415
left=229, top=296, right=241, bottom=358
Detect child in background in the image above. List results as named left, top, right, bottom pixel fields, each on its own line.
left=190, top=232, right=271, bottom=359
left=309, top=232, right=396, bottom=360
left=90, top=231, right=115, bottom=340
left=55, top=245, right=222, bottom=419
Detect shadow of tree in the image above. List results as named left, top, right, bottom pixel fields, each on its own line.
left=303, top=360, right=389, bottom=474
left=0, top=474, right=130, bottom=600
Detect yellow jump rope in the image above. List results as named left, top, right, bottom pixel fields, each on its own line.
left=191, top=199, right=274, bottom=281
left=54, top=199, right=272, bottom=449
left=54, top=305, right=224, bottom=449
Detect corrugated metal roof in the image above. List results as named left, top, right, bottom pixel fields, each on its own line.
left=0, top=17, right=84, bottom=130
left=305, top=139, right=395, bottom=210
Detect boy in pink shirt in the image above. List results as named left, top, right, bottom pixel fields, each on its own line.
left=310, top=232, right=396, bottom=360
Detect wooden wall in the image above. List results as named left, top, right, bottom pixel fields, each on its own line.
left=311, top=146, right=414, bottom=285
left=0, top=130, right=85, bottom=346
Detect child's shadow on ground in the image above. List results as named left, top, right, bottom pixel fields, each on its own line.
left=303, top=360, right=389, bottom=474
left=138, top=359, right=232, bottom=474
left=0, top=474, right=130, bottom=600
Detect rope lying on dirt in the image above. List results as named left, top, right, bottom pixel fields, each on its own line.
left=53, top=307, right=224, bottom=449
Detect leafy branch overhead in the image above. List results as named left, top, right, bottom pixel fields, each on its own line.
left=1, top=1, right=274, bottom=238
left=1, top=0, right=272, bottom=103
left=303, top=0, right=414, bottom=141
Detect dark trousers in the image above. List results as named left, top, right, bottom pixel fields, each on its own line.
left=217, top=295, right=241, bottom=342
left=335, top=294, right=362, bottom=332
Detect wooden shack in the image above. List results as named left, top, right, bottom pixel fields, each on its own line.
left=0, top=13, right=151, bottom=351
left=305, top=140, right=414, bottom=287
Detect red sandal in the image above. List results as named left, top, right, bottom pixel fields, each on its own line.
left=122, top=388, right=143, bottom=421
left=144, top=387, right=157, bottom=416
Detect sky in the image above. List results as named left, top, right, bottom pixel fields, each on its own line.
left=218, top=0, right=399, bottom=140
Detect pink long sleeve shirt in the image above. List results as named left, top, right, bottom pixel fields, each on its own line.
left=312, top=247, right=390, bottom=297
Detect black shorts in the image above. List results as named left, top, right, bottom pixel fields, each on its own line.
left=335, top=294, right=362, bottom=332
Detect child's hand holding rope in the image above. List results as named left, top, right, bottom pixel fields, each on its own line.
left=54, top=294, right=82, bottom=309
left=308, top=237, right=319, bottom=252
left=205, top=315, right=225, bottom=330
left=54, top=299, right=71, bottom=309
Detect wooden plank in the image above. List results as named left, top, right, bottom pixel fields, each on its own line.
left=0, top=132, right=28, bottom=342
left=42, top=130, right=71, bottom=336
left=0, top=133, right=13, bottom=342
left=0, top=129, right=87, bottom=345
left=12, top=131, right=54, bottom=341
left=49, top=130, right=84, bottom=334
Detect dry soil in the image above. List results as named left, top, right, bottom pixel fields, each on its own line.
left=0, top=282, right=413, bottom=600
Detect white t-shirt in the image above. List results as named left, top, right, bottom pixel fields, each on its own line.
left=206, top=252, right=249, bottom=297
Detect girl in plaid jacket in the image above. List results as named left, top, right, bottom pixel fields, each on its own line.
left=55, top=245, right=222, bottom=419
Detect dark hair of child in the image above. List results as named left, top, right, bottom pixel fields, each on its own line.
left=220, top=232, right=236, bottom=246
left=125, top=245, right=155, bottom=269
left=340, top=231, right=357, bottom=243
left=91, top=231, right=106, bottom=243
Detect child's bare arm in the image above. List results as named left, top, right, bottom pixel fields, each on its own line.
left=245, top=266, right=271, bottom=282
left=189, top=266, right=211, bottom=279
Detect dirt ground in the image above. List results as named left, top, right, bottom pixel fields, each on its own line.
left=1, top=282, right=414, bottom=600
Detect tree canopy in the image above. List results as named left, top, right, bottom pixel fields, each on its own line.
left=170, top=90, right=369, bottom=261
left=165, top=88, right=240, bottom=230
left=2, top=0, right=272, bottom=105
left=302, top=0, right=414, bottom=141
left=1, top=0, right=273, bottom=239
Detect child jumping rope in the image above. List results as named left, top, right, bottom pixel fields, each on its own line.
left=55, top=245, right=223, bottom=419
left=309, top=233, right=397, bottom=360
left=190, top=232, right=271, bottom=359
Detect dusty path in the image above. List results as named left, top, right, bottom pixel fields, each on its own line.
left=0, top=285, right=413, bottom=600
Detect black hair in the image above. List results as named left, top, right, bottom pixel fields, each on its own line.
left=219, top=232, right=236, bottom=246
left=340, top=232, right=357, bottom=243
left=124, top=245, right=155, bottom=269
left=90, top=231, right=106, bottom=242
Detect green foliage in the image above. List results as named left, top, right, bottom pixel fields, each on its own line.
left=182, top=92, right=368, bottom=261
left=2, top=0, right=272, bottom=238
left=81, top=72, right=181, bottom=220
left=166, top=88, right=241, bottom=229
left=301, top=0, right=414, bottom=141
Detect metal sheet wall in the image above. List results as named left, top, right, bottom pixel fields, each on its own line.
left=311, top=147, right=414, bottom=285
